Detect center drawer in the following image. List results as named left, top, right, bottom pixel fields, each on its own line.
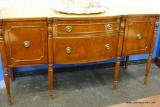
left=53, top=36, right=88, bottom=64
left=52, top=19, right=120, bottom=64
left=89, top=34, right=118, bottom=61
left=53, top=19, right=120, bottom=36
left=53, top=21, right=90, bottom=36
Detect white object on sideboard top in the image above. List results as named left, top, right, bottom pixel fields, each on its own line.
left=0, top=0, right=160, bottom=19
left=53, top=0, right=108, bottom=14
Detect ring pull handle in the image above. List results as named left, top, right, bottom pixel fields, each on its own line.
left=137, top=34, right=142, bottom=40
left=106, top=24, right=112, bottom=30
left=23, top=41, right=30, bottom=48
left=66, top=26, right=72, bottom=33
left=66, top=47, right=72, bottom=54
left=105, top=44, right=110, bottom=50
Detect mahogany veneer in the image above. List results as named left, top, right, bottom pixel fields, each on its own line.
left=0, top=14, right=159, bottom=105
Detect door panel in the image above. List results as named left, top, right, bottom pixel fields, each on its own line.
left=122, top=17, right=155, bottom=55
left=3, top=22, right=47, bottom=65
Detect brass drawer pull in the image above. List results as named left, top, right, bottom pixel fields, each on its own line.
left=23, top=41, right=30, bottom=48
left=105, top=44, right=110, bottom=50
left=106, top=24, right=112, bottom=30
left=137, top=34, right=142, bottom=40
left=66, top=47, right=72, bottom=54
left=66, top=26, right=72, bottom=33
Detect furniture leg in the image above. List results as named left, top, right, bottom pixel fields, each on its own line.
left=9, top=67, right=14, bottom=82
left=144, top=54, right=152, bottom=85
left=47, top=18, right=53, bottom=99
left=1, top=21, right=12, bottom=105
left=113, top=57, right=120, bottom=89
left=48, top=64, right=53, bottom=99
left=125, top=56, right=129, bottom=69
left=156, top=57, right=160, bottom=68
left=4, top=68, right=12, bottom=106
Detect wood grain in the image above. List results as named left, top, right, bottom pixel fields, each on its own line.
left=0, top=14, right=159, bottom=105
left=0, top=19, right=12, bottom=105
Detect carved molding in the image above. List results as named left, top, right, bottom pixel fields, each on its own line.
left=47, top=19, right=53, bottom=37
left=47, top=18, right=54, bottom=65
left=8, top=26, right=43, bottom=32
left=120, top=16, right=126, bottom=33
left=0, top=20, right=3, bottom=39
left=11, top=56, right=44, bottom=62
left=154, top=17, right=159, bottom=31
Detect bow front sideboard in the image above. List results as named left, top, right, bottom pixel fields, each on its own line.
left=0, top=7, right=159, bottom=105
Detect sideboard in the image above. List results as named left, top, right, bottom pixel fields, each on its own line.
left=0, top=7, right=159, bottom=105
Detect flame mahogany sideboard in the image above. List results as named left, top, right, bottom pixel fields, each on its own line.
left=0, top=8, right=159, bottom=105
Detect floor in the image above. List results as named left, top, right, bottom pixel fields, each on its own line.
left=0, top=63, right=160, bottom=107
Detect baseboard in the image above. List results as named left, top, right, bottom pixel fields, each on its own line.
left=0, top=80, right=5, bottom=88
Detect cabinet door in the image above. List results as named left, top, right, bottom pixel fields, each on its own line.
left=122, top=17, right=156, bottom=55
left=89, top=34, right=118, bottom=61
left=3, top=22, right=47, bottom=65
left=53, top=37, right=88, bottom=64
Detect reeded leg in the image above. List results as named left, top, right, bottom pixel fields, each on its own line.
left=125, top=56, right=129, bottom=69
left=9, top=67, right=14, bottom=82
left=4, top=68, right=12, bottom=106
left=48, top=64, right=53, bottom=99
left=47, top=19, right=53, bottom=100
left=144, top=54, right=152, bottom=85
left=113, top=57, right=120, bottom=90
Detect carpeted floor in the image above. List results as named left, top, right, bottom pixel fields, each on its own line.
left=0, top=63, right=160, bottom=107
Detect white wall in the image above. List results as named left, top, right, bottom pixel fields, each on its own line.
left=1, top=0, right=160, bottom=13
left=0, top=0, right=54, bottom=8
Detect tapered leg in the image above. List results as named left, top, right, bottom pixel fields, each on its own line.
left=144, top=54, right=152, bottom=85
left=47, top=18, right=53, bottom=99
left=9, top=67, right=14, bottom=82
left=1, top=19, right=12, bottom=105
left=4, top=68, right=12, bottom=105
left=125, top=56, right=129, bottom=69
left=113, top=57, right=120, bottom=89
left=48, top=64, right=53, bottom=99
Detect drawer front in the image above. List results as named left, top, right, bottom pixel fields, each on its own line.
left=122, top=17, right=156, bottom=55
left=89, top=34, right=118, bottom=61
left=53, top=19, right=119, bottom=36
left=53, top=37, right=88, bottom=64
left=56, top=25, right=90, bottom=33
left=90, top=19, right=119, bottom=33
left=53, top=21, right=90, bottom=36
left=3, top=22, right=47, bottom=65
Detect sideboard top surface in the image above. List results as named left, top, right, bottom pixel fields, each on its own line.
left=0, top=5, right=159, bottom=20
